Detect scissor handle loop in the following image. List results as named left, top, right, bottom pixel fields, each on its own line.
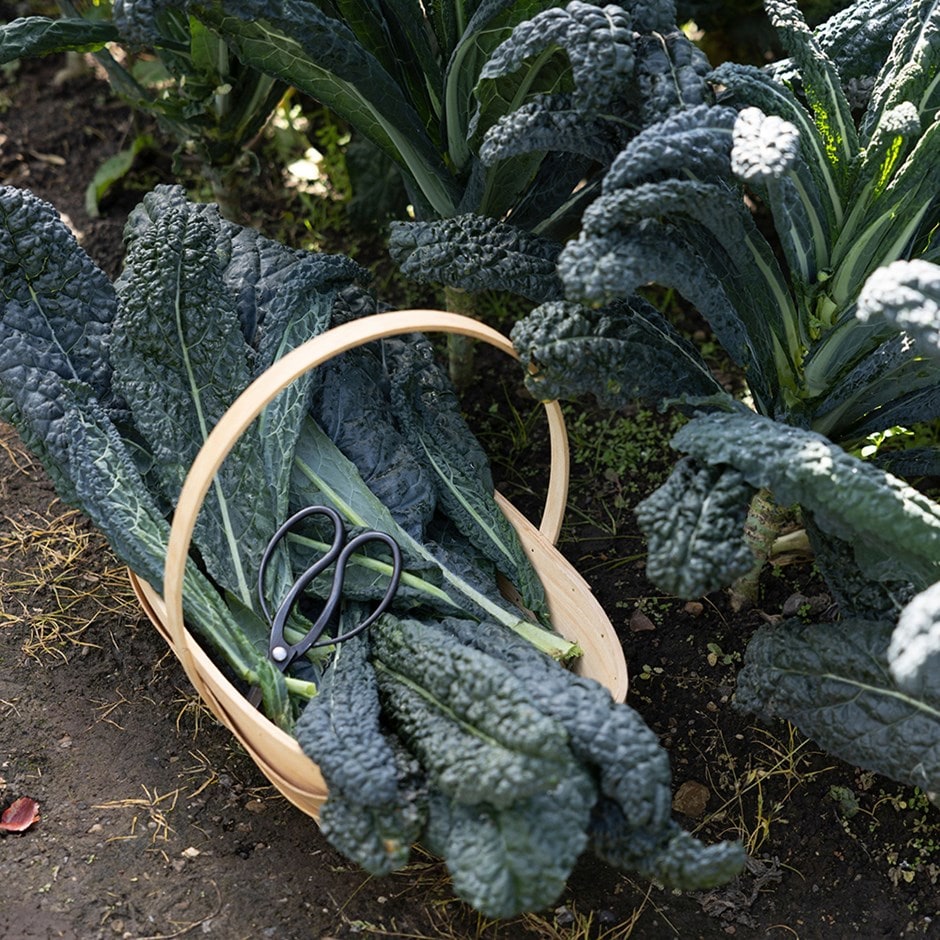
left=257, top=505, right=346, bottom=626
left=265, top=516, right=403, bottom=669
left=163, top=310, right=570, bottom=680
left=306, top=531, right=403, bottom=649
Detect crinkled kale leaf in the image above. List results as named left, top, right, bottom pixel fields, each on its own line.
left=737, top=617, right=940, bottom=795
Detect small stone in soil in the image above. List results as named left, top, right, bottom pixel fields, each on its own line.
left=630, top=609, right=656, bottom=632
left=672, top=780, right=711, bottom=817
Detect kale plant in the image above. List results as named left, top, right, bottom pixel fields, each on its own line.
left=1, top=1, right=716, bottom=379
left=510, top=0, right=940, bottom=794
left=183, top=0, right=711, bottom=380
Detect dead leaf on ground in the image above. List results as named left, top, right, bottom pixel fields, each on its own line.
left=0, top=796, right=41, bottom=833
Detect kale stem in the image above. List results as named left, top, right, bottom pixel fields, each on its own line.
left=293, top=437, right=580, bottom=662
left=287, top=532, right=455, bottom=607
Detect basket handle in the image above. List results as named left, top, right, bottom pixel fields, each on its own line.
left=162, top=309, right=570, bottom=660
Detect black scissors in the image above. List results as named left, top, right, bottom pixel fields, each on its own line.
left=247, top=505, right=402, bottom=707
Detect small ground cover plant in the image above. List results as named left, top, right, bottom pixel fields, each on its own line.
left=507, top=0, right=940, bottom=796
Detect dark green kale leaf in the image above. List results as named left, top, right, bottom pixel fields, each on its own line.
left=371, top=616, right=577, bottom=810
left=737, top=617, right=940, bottom=794
left=589, top=796, right=748, bottom=889
left=317, top=737, right=427, bottom=876
left=888, top=581, right=940, bottom=701
left=601, top=104, right=738, bottom=190
left=388, top=337, right=548, bottom=616
left=295, top=612, right=429, bottom=875
left=122, top=184, right=363, bottom=342
left=435, top=615, right=746, bottom=888
left=856, top=259, right=940, bottom=360
left=423, top=767, right=594, bottom=919
left=511, top=298, right=726, bottom=410
left=802, top=513, right=914, bottom=619
left=632, top=28, right=713, bottom=123
left=310, top=342, right=437, bottom=542
left=0, top=185, right=120, bottom=502
left=635, top=456, right=757, bottom=599
left=111, top=202, right=275, bottom=608
left=289, top=416, right=577, bottom=662
left=670, top=410, right=940, bottom=589
left=478, top=93, right=624, bottom=165
left=295, top=625, right=398, bottom=807
left=476, top=2, right=636, bottom=114
left=0, top=15, right=117, bottom=63
left=388, top=214, right=563, bottom=302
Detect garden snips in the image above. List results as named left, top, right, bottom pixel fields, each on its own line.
left=246, top=504, right=403, bottom=707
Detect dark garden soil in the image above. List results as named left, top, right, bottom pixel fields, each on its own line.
left=1, top=48, right=938, bottom=940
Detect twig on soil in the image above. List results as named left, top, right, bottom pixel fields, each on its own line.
left=181, top=749, right=219, bottom=798
left=173, top=687, right=215, bottom=738
left=94, top=785, right=180, bottom=843
left=90, top=690, right=132, bottom=730
left=0, top=423, right=36, bottom=477
left=0, top=698, right=22, bottom=718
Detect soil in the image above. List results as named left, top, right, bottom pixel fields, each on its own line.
left=1, top=44, right=939, bottom=940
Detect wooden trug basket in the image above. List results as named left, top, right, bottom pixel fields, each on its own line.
left=130, top=310, right=629, bottom=822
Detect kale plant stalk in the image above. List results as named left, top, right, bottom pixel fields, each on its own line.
left=510, top=0, right=940, bottom=794
left=184, top=0, right=713, bottom=382
left=0, top=1, right=287, bottom=218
